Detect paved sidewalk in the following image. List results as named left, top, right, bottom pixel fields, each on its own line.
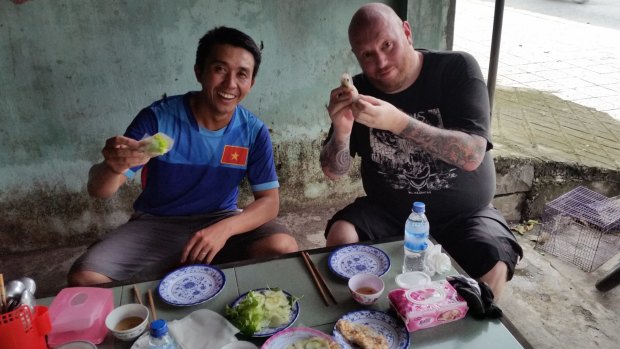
left=454, top=0, right=620, bottom=121
left=453, top=0, right=620, bottom=170
left=492, top=87, right=620, bottom=170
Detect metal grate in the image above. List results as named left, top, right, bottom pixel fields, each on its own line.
left=535, top=186, right=620, bottom=272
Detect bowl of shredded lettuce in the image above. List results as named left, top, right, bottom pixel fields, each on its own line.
left=226, top=288, right=300, bottom=337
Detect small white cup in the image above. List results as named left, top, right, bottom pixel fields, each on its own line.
left=348, top=273, right=385, bottom=305
left=395, top=271, right=431, bottom=289
left=105, top=303, right=149, bottom=341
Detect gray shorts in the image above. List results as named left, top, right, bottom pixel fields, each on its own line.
left=70, top=210, right=289, bottom=281
left=326, top=197, right=523, bottom=280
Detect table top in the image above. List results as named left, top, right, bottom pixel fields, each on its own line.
left=41, top=240, right=531, bottom=349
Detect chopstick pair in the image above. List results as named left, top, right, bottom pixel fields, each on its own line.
left=147, top=289, right=158, bottom=321
left=301, top=251, right=338, bottom=306
left=133, top=285, right=157, bottom=320
left=0, top=274, right=6, bottom=311
left=132, top=285, right=143, bottom=305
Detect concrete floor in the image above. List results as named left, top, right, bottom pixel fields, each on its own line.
left=503, top=232, right=620, bottom=349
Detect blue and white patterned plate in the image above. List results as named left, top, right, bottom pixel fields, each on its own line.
left=328, top=244, right=390, bottom=279
left=230, top=288, right=300, bottom=338
left=333, top=310, right=410, bottom=349
left=158, top=264, right=226, bottom=306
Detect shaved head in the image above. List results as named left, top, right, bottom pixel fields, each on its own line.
left=348, top=3, right=403, bottom=44
left=347, top=2, right=420, bottom=93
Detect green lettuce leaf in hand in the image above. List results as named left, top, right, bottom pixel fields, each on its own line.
left=140, top=132, right=174, bottom=157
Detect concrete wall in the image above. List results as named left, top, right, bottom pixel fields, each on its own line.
left=0, top=0, right=454, bottom=253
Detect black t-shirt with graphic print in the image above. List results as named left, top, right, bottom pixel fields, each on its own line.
left=343, top=50, right=495, bottom=230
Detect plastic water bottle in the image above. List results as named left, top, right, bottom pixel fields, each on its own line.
left=147, top=319, right=178, bottom=349
left=403, top=202, right=430, bottom=274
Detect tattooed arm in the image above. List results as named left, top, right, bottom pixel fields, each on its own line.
left=320, top=134, right=352, bottom=180
left=321, top=80, right=359, bottom=180
left=398, top=117, right=487, bottom=171
left=352, top=94, right=487, bottom=172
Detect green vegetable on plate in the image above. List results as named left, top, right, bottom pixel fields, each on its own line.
left=226, top=288, right=298, bottom=336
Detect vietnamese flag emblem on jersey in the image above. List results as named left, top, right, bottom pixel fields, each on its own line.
left=221, top=145, right=249, bottom=166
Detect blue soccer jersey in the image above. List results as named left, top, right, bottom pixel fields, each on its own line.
left=123, top=92, right=279, bottom=216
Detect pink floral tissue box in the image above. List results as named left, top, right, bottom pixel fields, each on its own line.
left=388, top=280, right=468, bottom=332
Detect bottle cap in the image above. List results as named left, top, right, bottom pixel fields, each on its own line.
left=149, top=319, right=168, bottom=338
left=412, top=202, right=425, bottom=213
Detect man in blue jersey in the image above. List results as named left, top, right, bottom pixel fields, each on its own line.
left=69, top=27, right=298, bottom=286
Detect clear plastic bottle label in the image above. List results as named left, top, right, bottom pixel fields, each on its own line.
left=404, top=220, right=429, bottom=252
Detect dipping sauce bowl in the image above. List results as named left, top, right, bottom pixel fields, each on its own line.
left=105, top=304, right=149, bottom=341
left=348, top=273, right=385, bottom=305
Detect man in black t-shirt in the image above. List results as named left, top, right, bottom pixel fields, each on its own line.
left=320, top=2, right=522, bottom=300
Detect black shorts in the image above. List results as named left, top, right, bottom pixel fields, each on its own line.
left=325, top=197, right=523, bottom=280
left=70, top=210, right=289, bottom=281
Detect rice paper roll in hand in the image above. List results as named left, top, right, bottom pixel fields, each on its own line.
left=139, top=132, right=174, bottom=157
left=340, top=73, right=359, bottom=102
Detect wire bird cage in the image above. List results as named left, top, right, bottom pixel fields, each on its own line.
left=535, top=186, right=620, bottom=272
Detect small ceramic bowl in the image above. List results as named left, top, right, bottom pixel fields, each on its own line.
left=105, top=303, right=149, bottom=341
left=348, top=273, right=385, bottom=305
left=395, top=271, right=431, bottom=289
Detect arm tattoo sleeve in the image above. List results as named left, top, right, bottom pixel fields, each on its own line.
left=320, top=137, right=352, bottom=176
left=399, top=118, right=486, bottom=170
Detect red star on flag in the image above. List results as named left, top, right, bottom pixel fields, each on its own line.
left=221, top=145, right=248, bottom=166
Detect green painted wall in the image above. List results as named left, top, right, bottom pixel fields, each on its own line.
left=0, top=0, right=454, bottom=253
